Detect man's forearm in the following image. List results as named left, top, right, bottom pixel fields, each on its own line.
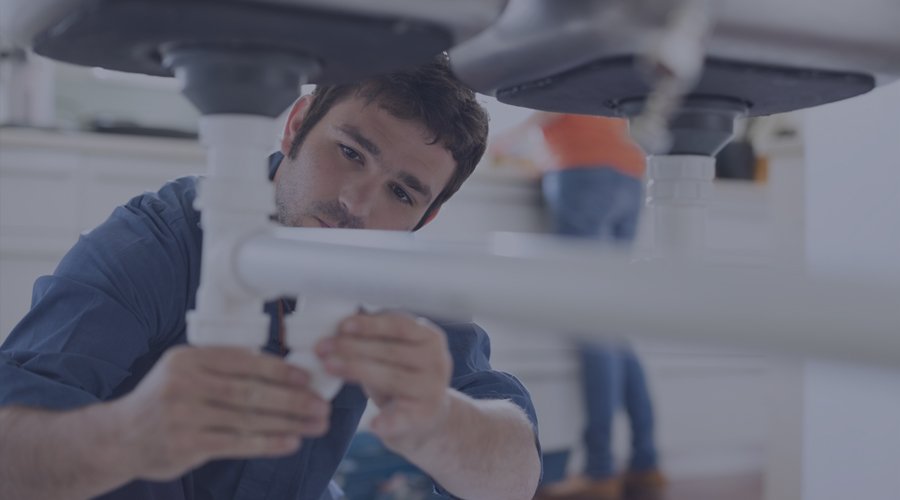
left=391, top=389, right=541, bottom=500
left=0, top=404, right=135, bottom=500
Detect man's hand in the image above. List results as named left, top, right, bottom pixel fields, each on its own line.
left=315, top=314, right=541, bottom=499
left=111, top=345, right=331, bottom=481
left=314, top=312, right=452, bottom=451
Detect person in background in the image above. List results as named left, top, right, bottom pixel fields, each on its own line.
left=491, top=112, right=666, bottom=500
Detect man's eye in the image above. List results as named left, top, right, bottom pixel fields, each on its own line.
left=339, top=144, right=362, bottom=162
left=391, top=184, right=413, bottom=205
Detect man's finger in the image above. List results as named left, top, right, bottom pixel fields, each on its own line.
left=192, top=430, right=302, bottom=462
left=191, top=346, right=310, bottom=387
left=195, top=371, right=330, bottom=420
left=316, top=335, right=426, bottom=372
left=195, top=403, right=330, bottom=437
left=337, top=313, right=438, bottom=344
left=322, top=356, right=423, bottom=400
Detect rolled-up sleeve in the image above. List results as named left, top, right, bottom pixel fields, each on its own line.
left=442, top=321, right=540, bottom=432
left=0, top=178, right=199, bottom=410
left=0, top=352, right=100, bottom=410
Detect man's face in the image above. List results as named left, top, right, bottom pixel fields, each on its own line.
left=274, top=96, right=456, bottom=231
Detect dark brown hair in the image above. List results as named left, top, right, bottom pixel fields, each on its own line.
left=287, top=54, right=489, bottom=230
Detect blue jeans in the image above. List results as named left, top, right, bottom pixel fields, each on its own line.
left=542, top=167, right=642, bottom=241
left=580, top=342, right=658, bottom=478
left=541, top=167, right=659, bottom=481
left=335, top=432, right=442, bottom=500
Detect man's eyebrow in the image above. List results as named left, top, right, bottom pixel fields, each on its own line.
left=337, top=123, right=436, bottom=202
left=398, top=171, right=433, bottom=201
left=337, top=124, right=381, bottom=157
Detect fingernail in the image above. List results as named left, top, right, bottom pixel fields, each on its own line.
left=371, top=416, right=387, bottom=434
left=342, top=319, right=360, bottom=334
left=324, top=356, right=344, bottom=371
left=279, top=436, right=301, bottom=451
left=316, top=338, right=335, bottom=354
left=290, top=369, right=308, bottom=385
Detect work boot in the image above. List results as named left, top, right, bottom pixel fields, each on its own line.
left=534, top=475, right=622, bottom=500
left=622, top=469, right=667, bottom=500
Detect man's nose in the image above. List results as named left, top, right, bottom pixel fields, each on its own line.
left=338, top=175, right=378, bottom=221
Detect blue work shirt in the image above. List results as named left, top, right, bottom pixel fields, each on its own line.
left=0, top=153, right=539, bottom=499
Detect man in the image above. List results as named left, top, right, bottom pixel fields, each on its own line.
left=0, top=56, right=542, bottom=500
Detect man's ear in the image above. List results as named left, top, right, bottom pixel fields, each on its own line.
left=280, top=95, right=314, bottom=156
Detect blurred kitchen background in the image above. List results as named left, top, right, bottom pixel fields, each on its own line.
left=2, top=49, right=899, bottom=500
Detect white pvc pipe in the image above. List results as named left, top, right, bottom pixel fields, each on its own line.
left=187, top=115, right=277, bottom=347
left=234, top=228, right=900, bottom=367
left=284, top=297, right=355, bottom=399
left=646, top=155, right=716, bottom=258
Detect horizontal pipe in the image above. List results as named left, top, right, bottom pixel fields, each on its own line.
left=235, top=228, right=900, bottom=367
